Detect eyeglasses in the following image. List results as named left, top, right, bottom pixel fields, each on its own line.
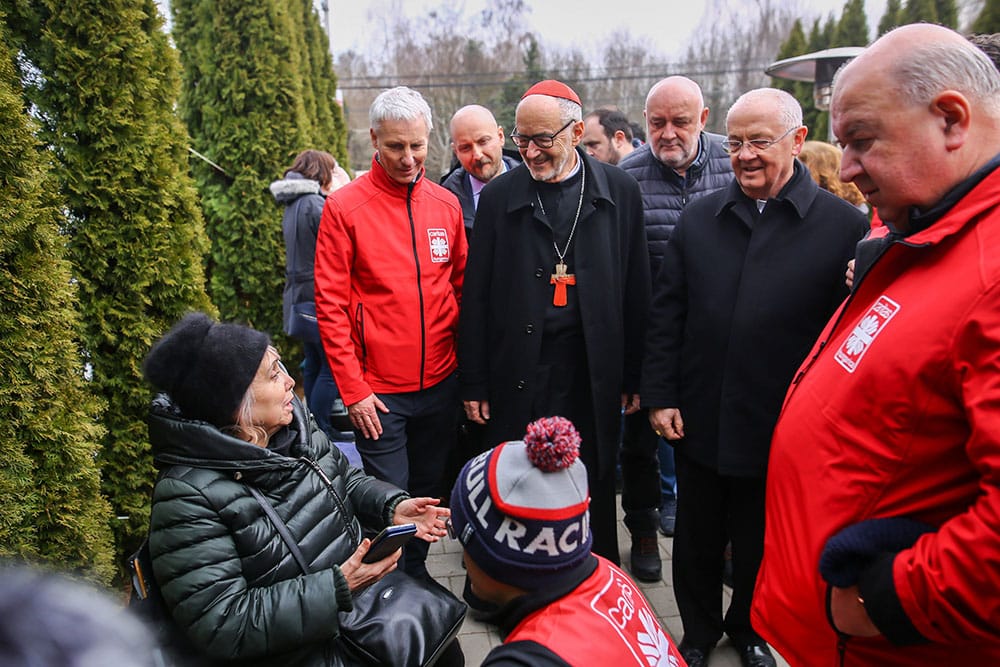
left=510, top=120, right=574, bottom=149
left=721, top=126, right=798, bottom=155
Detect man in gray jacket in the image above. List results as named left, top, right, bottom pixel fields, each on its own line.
left=618, top=76, right=733, bottom=540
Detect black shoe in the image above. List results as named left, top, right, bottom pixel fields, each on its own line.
left=658, top=497, right=676, bottom=537
left=629, top=533, right=662, bottom=582
left=678, top=644, right=711, bottom=667
left=739, top=642, right=777, bottom=667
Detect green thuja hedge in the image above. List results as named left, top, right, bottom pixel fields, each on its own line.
left=172, top=0, right=309, bottom=334
left=297, top=0, right=350, bottom=165
left=7, top=0, right=213, bottom=561
left=974, top=0, right=1000, bottom=33
left=0, top=23, right=114, bottom=583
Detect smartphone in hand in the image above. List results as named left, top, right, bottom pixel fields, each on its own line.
left=361, top=523, right=417, bottom=563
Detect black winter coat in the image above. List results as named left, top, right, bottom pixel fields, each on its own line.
left=147, top=396, right=406, bottom=666
left=618, top=132, right=733, bottom=277
left=458, top=149, right=650, bottom=475
left=641, top=161, right=867, bottom=477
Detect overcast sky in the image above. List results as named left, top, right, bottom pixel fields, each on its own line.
left=326, top=0, right=890, bottom=58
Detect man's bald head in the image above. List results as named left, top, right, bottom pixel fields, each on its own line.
left=645, top=76, right=704, bottom=112
left=832, top=24, right=1000, bottom=226
left=837, top=24, right=1000, bottom=116
left=449, top=104, right=506, bottom=183
left=643, top=76, right=709, bottom=174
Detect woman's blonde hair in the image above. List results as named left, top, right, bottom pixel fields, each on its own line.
left=799, top=141, right=866, bottom=208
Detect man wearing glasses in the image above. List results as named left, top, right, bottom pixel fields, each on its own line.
left=641, top=88, right=867, bottom=667
left=458, top=80, right=650, bottom=570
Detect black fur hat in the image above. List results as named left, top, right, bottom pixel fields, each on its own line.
left=143, top=312, right=270, bottom=427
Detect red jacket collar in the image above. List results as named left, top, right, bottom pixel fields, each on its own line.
left=369, top=152, right=426, bottom=197
left=904, top=166, right=1000, bottom=246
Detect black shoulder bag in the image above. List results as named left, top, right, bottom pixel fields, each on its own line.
left=246, top=486, right=467, bottom=667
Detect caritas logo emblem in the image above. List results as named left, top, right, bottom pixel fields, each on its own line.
left=835, top=296, right=900, bottom=373
left=428, top=229, right=450, bottom=263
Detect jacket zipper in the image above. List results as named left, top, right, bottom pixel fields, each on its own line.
left=406, top=180, right=427, bottom=390
left=300, top=457, right=360, bottom=546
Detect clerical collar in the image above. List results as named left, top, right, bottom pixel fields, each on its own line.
left=559, top=153, right=582, bottom=181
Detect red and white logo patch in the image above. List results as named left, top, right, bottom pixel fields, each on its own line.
left=427, top=229, right=450, bottom=263
left=835, top=296, right=900, bottom=373
left=590, top=566, right=680, bottom=666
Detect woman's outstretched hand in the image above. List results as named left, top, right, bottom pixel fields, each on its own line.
left=393, top=497, right=450, bottom=542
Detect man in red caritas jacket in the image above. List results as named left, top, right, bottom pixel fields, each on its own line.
left=753, top=24, right=1000, bottom=666
left=315, top=86, right=466, bottom=579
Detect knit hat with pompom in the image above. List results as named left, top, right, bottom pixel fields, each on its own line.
left=449, top=416, right=592, bottom=590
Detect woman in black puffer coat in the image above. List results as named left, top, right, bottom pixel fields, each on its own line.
left=142, top=312, right=459, bottom=666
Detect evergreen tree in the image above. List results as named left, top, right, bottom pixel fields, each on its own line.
left=771, top=20, right=810, bottom=113
left=808, top=17, right=833, bottom=52
left=172, top=0, right=312, bottom=334
left=289, top=1, right=319, bottom=146
left=974, top=0, right=1000, bottom=33
left=299, top=0, right=349, bottom=166
left=934, top=0, right=958, bottom=27
left=492, top=34, right=544, bottom=143
left=879, top=0, right=903, bottom=35
left=7, top=0, right=213, bottom=558
left=0, top=20, right=114, bottom=583
left=835, top=0, right=871, bottom=46
left=902, top=0, right=939, bottom=24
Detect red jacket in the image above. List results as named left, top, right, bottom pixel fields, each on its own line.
left=315, top=156, right=466, bottom=405
left=499, top=556, right=684, bottom=666
left=752, top=166, right=1000, bottom=665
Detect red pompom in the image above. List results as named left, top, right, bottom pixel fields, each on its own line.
left=523, top=416, right=581, bottom=472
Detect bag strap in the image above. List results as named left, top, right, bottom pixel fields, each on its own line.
left=247, top=485, right=312, bottom=575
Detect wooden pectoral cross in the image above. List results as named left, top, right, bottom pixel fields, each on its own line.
left=550, top=261, right=576, bottom=307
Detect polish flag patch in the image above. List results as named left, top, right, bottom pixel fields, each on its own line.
left=835, top=296, right=900, bottom=373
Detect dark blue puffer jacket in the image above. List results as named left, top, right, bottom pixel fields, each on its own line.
left=618, top=132, right=733, bottom=277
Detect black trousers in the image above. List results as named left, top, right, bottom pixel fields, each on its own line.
left=528, top=338, right=620, bottom=565
left=672, top=454, right=767, bottom=649
left=354, top=374, right=458, bottom=575
left=620, top=409, right=662, bottom=534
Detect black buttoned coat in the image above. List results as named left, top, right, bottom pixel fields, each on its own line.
left=458, top=149, right=650, bottom=476
left=640, top=161, right=868, bottom=477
